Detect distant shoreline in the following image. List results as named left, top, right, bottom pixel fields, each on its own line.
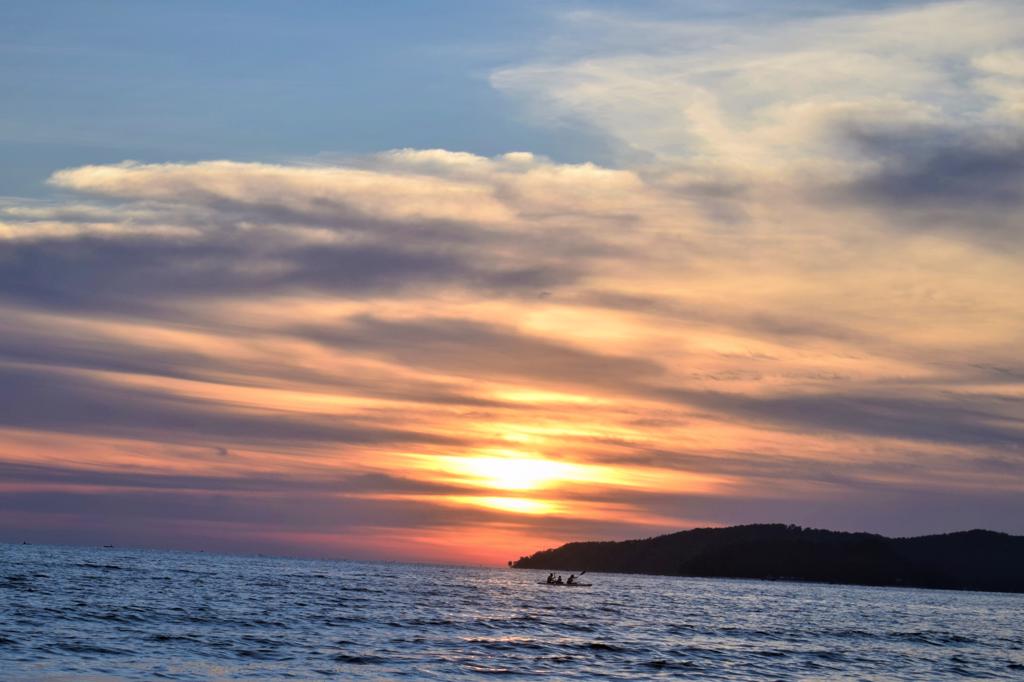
left=510, top=523, right=1024, bottom=594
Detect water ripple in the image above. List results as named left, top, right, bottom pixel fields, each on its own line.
left=1, top=543, right=1022, bottom=680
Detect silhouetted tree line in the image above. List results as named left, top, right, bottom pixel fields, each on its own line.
left=511, top=524, right=1024, bottom=593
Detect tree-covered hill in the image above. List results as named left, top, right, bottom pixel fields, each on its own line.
left=510, top=524, right=1024, bottom=593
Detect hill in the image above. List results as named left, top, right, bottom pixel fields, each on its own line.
left=510, top=524, right=1024, bottom=593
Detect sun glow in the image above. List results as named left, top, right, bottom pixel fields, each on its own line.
left=454, top=496, right=560, bottom=515
left=452, top=452, right=583, bottom=491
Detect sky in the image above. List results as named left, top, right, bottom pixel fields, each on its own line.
left=1, top=0, right=1023, bottom=565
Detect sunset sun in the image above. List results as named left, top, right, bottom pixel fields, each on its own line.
left=456, top=453, right=578, bottom=492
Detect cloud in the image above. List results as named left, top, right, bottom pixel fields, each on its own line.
left=492, top=0, right=1024, bottom=186
left=576, top=290, right=863, bottom=343
left=0, top=460, right=473, bottom=497
left=664, top=387, right=1024, bottom=448
left=0, top=309, right=518, bottom=410
left=0, top=364, right=457, bottom=447
left=0, top=235, right=510, bottom=312
left=2, top=2, right=1024, bottom=561
left=48, top=160, right=517, bottom=226
left=298, top=314, right=664, bottom=391
left=837, top=126, right=1024, bottom=231
left=45, top=154, right=651, bottom=233
left=556, top=484, right=1024, bottom=538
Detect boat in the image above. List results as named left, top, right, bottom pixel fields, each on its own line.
left=536, top=581, right=593, bottom=587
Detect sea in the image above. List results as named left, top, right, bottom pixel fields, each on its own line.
left=1, top=543, right=1022, bottom=680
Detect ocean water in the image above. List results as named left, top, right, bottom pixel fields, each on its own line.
left=1, top=543, right=1022, bottom=680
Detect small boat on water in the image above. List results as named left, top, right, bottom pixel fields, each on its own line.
left=538, top=571, right=591, bottom=586
left=537, top=581, right=592, bottom=587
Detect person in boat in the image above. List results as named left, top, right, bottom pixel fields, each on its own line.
left=555, top=575, right=564, bottom=585
left=545, top=573, right=555, bottom=584
left=566, top=574, right=577, bottom=585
